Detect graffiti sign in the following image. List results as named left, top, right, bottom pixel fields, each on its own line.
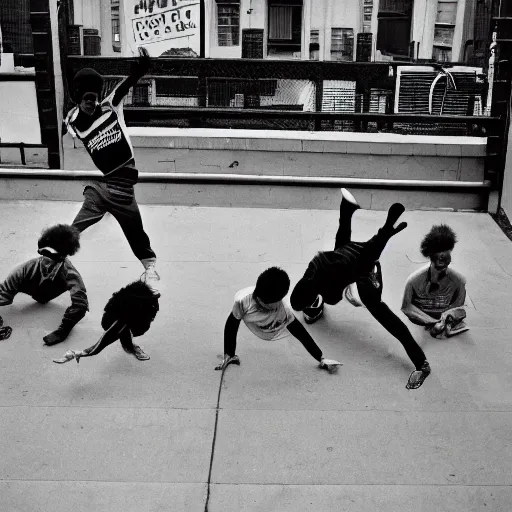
left=124, top=0, right=201, bottom=57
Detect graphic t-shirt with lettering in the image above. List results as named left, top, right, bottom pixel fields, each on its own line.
left=64, top=90, right=134, bottom=175
left=402, top=264, right=466, bottom=319
left=232, top=286, right=295, bottom=341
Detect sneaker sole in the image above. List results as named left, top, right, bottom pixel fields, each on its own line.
left=341, top=188, right=359, bottom=207
left=304, top=309, right=323, bottom=324
left=446, top=326, right=469, bottom=337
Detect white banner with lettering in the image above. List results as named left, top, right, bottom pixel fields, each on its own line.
left=124, top=0, right=201, bottom=57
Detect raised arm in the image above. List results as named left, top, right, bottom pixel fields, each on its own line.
left=112, top=47, right=151, bottom=107
left=215, top=313, right=241, bottom=370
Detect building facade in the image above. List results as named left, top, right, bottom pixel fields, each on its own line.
left=65, top=0, right=489, bottom=65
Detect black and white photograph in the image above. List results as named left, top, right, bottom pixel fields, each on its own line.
left=1, top=0, right=512, bottom=510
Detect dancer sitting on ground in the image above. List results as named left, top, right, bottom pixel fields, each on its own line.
left=215, top=267, right=341, bottom=372
left=63, top=47, right=159, bottom=293
left=0, top=224, right=88, bottom=345
left=401, top=224, right=468, bottom=338
left=53, top=280, right=158, bottom=364
left=289, top=189, right=431, bottom=390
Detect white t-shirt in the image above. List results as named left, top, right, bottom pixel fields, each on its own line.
left=232, top=286, right=295, bottom=341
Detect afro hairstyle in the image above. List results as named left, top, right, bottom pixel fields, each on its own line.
left=72, top=68, right=104, bottom=103
left=38, top=224, right=81, bottom=257
left=102, top=281, right=159, bottom=337
left=253, top=266, right=290, bottom=304
left=420, top=224, right=458, bottom=258
left=290, top=277, right=318, bottom=311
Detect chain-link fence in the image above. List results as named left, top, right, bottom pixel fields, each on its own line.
left=68, top=56, right=492, bottom=136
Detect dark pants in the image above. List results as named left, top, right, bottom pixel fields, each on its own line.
left=81, top=321, right=136, bottom=358
left=331, top=203, right=427, bottom=370
left=72, top=184, right=156, bottom=261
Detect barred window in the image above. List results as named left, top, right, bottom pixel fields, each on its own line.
left=217, top=2, right=240, bottom=46
left=433, top=0, right=457, bottom=63
left=331, top=28, right=354, bottom=61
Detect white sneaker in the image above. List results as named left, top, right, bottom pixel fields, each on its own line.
left=141, top=262, right=161, bottom=295
left=341, top=188, right=359, bottom=207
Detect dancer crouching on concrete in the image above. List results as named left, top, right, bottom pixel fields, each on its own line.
left=63, top=47, right=159, bottom=293
left=53, top=281, right=158, bottom=364
left=290, top=189, right=431, bottom=390
left=0, top=225, right=88, bottom=345
left=215, top=267, right=341, bottom=372
left=401, top=224, right=468, bottom=338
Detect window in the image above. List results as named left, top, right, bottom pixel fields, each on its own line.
left=309, top=29, right=319, bottom=60
left=433, top=0, right=458, bottom=63
left=217, top=1, right=240, bottom=46
left=269, top=6, right=293, bottom=39
left=0, top=0, right=33, bottom=66
left=376, top=0, right=413, bottom=57
left=363, top=0, right=374, bottom=33
left=331, top=28, right=354, bottom=61
left=111, top=0, right=121, bottom=52
left=267, top=0, right=303, bottom=57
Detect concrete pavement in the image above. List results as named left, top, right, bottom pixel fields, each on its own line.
left=1, top=199, right=511, bottom=511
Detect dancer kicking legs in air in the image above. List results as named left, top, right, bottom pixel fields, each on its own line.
left=290, top=189, right=431, bottom=390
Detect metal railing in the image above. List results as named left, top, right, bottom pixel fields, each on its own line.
left=66, top=57, right=497, bottom=136
left=0, top=143, right=46, bottom=166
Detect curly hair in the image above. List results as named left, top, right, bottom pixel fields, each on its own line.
left=102, top=281, right=159, bottom=337
left=38, top=224, right=81, bottom=256
left=420, top=224, right=458, bottom=258
left=253, top=266, right=290, bottom=304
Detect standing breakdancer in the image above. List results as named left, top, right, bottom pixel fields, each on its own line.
left=63, top=47, right=159, bottom=293
left=0, top=225, right=88, bottom=345
left=53, top=281, right=158, bottom=364
left=290, top=189, right=431, bottom=390
left=215, top=267, right=341, bottom=372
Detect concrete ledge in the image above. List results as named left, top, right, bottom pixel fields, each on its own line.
left=65, top=128, right=487, bottom=158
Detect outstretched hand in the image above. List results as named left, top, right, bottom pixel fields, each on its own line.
left=138, top=46, right=150, bottom=59
left=215, top=354, right=240, bottom=371
left=131, top=46, right=151, bottom=77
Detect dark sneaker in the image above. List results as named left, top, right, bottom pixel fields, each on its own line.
left=382, top=203, right=407, bottom=235
left=0, top=326, right=12, bottom=341
left=406, top=361, right=431, bottom=390
left=303, top=295, right=324, bottom=324
left=133, top=345, right=150, bottom=361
